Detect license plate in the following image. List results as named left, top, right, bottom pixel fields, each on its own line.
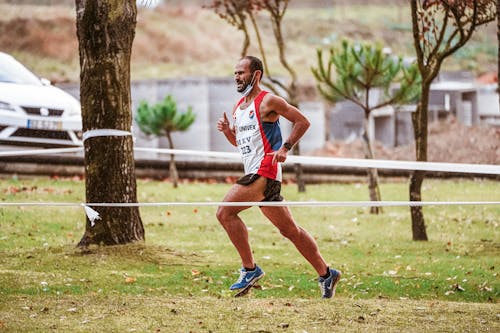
left=27, top=119, right=63, bottom=130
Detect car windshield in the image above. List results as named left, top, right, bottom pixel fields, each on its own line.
left=0, top=53, right=42, bottom=85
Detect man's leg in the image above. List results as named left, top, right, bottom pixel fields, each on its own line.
left=216, top=176, right=267, bottom=269
left=260, top=206, right=328, bottom=276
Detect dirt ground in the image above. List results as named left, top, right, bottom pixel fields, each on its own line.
left=311, top=116, right=500, bottom=165
left=1, top=2, right=497, bottom=83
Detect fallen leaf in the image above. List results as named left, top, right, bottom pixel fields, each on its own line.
left=125, top=277, right=136, bottom=284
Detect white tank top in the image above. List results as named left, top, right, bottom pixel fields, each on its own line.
left=233, top=91, right=282, bottom=181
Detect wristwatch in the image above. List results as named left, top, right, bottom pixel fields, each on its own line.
left=283, top=142, right=293, bottom=151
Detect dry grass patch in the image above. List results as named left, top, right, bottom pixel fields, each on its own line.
left=1, top=295, right=498, bottom=332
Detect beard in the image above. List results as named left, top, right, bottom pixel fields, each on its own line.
left=236, top=77, right=251, bottom=93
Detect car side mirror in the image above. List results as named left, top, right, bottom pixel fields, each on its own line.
left=40, top=78, right=52, bottom=86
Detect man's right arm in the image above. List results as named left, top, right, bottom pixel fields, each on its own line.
left=217, top=112, right=237, bottom=146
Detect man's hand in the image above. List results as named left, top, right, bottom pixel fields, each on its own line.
left=218, top=112, right=237, bottom=146
left=217, top=112, right=231, bottom=133
left=267, top=147, right=289, bottom=165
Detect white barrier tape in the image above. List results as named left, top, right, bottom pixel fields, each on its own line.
left=0, top=147, right=83, bottom=157
left=83, top=201, right=500, bottom=207
left=81, top=204, right=101, bottom=226
left=2, top=200, right=498, bottom=225
left=0, top=146, right=498, bottom=175
left=83, top=201, right=500, bottom=208
left=82, top=129, right=132, bottom=142
left=1, top=200, right=499, bottom=208
left=135, top=147, right=240, bottom=160
left=135, top=147, right=500, bottom=175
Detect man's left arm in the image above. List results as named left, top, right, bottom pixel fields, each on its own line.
left=265, top=95, right=310, bottom=164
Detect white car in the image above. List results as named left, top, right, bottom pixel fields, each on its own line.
left=0, top=52, right=82, bottom=146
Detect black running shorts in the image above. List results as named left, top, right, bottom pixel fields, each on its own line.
left=236, top=174, right=284, bottom=202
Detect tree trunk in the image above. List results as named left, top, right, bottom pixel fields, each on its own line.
left=289, top=94, right=306, bottom=193
left=292, top=144, right=305, bottom=192
left=76, top=0, right=144, bottom=246
left=409, top=90, right=429, bottom=241
left=166, top=131, right=179, bottom=188
left=240, top=17, right=250, bottom=58
left=409, top=169, right=427, bottom=240
left=497, top=0, right=500, bottom=100
left=362, top=118, right=382, bottom=214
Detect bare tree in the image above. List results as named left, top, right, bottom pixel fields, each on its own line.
left=76, top=0, right=144, bottom=246
left=207, top=0, right=252, bottom=57
left=409, top=0, right=495, bottom=240
left=497, top=0, right=500, bottom=104
left=207, top=0, right=307, bottom=192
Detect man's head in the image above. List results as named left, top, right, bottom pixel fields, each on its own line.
left=234, top=56, right=263, bottom=95
left=242, top=55, right=264, bottom=76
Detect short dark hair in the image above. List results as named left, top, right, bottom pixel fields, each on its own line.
left=242, top=55, right=264, bottom=76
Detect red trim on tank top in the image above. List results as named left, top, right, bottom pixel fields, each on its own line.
left=254, top=91, right=279, bottom=180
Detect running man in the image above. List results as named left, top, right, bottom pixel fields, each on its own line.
left=216, top=55, right=341, bottom=298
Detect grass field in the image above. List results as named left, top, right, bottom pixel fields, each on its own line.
left=0, top=176, right=498, bottom=332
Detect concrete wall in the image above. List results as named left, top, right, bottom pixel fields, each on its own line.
left=298, top=101, right=326, bottom=152
left=329, top=101, right=364, bottom=141
left=207, top=78, right=241, bottom=153
left=60, top=75, right=500, bottom=155
left=477, top=84, right=500, bottom=125
left=328, top=99, right=416, bottom=148
left=60, top=78, right=326, bottom=158
left=395, top=108, right=415, bottom=146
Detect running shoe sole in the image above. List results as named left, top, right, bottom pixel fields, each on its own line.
left=233, top=272, right=265, bottom=297
left=328, top=270, right=342, bottom=298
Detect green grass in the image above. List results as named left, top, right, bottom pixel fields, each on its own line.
left=0, top=176, right=499, bottom=331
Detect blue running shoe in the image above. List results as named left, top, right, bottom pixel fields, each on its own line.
left=230, top=265, right=265, bottom=290
left=318, top=268, right=341, bottom=299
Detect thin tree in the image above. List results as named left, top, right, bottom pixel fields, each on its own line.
left=206, top=0, right=307, bottom=192
left=76, top=0, right=144, bottom=246
left=206, top=0, right=252, bottom=57
left=497, top=0, right=500, bottom=105
left=312, top=40, right=421, bottom=214
left=409, top=0, right=495, bottom=240
left=135, top=95, right=196, bottom=188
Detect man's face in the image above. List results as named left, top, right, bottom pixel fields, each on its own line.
left=234, top=59, right=252, bottom=93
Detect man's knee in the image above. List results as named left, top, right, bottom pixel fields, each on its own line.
left=216, top=207, right=225, bottom=222
left=279, top=224, right=301, bottom=241
left=216, top=206, right=233, bottom=224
